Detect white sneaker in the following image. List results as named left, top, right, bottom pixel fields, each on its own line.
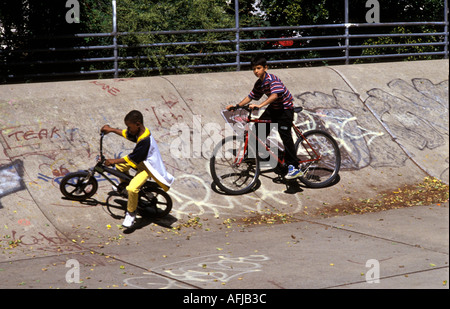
left=285, top=165, right=303, bottom=180
left=122, top=212, right=136, bottom=228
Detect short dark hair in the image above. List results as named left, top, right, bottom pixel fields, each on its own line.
left=250, top=56, right=267, bottom=68
left=124, top=110, right=144, bottom=124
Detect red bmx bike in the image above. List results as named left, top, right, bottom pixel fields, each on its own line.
left=210, top=106, right=341, bottom=195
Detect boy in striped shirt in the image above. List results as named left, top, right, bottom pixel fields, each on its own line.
left=226, top=56, right=302, bottom=180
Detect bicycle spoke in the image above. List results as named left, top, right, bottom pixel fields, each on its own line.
left=138, top=186, right=172, bottom=218
left=295, top=130, right=341, bottom=188
left=60, top=171, right=98, bottom=201
left=68, top=187, right=79, bottom=194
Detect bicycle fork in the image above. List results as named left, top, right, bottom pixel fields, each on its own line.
left=231, top=134, right=249, bottom=167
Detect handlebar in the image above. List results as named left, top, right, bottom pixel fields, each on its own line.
left=228, top=105, right=259, bottom=112
left=230, top=105, right=303, bottom=113
left=99, top=132, right=105, bottom=163
left=230, top=106, right=258, bottom=120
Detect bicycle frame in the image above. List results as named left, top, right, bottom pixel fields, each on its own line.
left=85, top=134, right=132, bottom=188
left=292, top=126, right=322, bottom=165
left=232, top=107, right=322, bottom=167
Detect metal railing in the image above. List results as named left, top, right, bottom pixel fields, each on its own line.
left=1, top=1, right=448, bottom=83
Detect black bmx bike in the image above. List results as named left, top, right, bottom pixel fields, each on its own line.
left=210, top=106, right=341, bottom=195
left=59, top=133, right=172, bottom=218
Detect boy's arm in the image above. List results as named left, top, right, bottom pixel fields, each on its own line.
left=104, top=158, right=126, bottom=166
left=250, top=93, right=278, bottom=109
left=100, top=125, right=128, bottom=166
left=99, top=125, right=125, bottom=166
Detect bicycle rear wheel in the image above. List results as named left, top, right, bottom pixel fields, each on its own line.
left=295, top=130, right=341, bottom=188
left=210, top=135, right=260, bottom=195
left=138, top=184, right=172, bottom=218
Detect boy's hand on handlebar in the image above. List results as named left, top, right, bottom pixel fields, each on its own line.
left=104, top=159, right=114, bottom=166
left=104, top=157, right=126, bottom=166
left=101, top=125, right=112, bottom=134
left=226, top=104, right=259, bottom=111
left=101, top=125, right=123, bottom=136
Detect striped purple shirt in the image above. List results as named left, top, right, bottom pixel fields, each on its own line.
left=248, top=73, right=294, bottom=109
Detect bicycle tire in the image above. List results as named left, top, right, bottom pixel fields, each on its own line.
left=210, top=135, right=260, bottom=195
left=295, top=130, right=341, bottom=188
left=60, top=171, right=98, bottom=201
left=138, top=184, right=172, bottom=218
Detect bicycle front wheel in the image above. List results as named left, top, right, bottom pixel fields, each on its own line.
left=59, top=171, right=98, bottom=201
left=210, top=135, right=260, bottom=195
left=295, top=130, right=341, bottom=188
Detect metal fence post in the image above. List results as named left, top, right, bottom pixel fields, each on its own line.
left=445, top=0, right=448, bottom=59
left=235, top=0, right=241, bottom=71
left=112, top=0, right=119, bottom=78
left=344, top=0, right=350, bottom=64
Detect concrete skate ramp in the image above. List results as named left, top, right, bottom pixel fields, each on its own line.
left=0, top=59, right=448, bottom=261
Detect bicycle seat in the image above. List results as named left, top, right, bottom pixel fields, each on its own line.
left=293, top=106, right=303, bottom=113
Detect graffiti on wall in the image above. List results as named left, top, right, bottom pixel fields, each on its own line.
left=294, top=77, right=449, bottom=181
left=0, top=160, right=25, bottom=209
left=0, top=77, right=447, bottom=221
left=365, top=78, right=449, bottom=181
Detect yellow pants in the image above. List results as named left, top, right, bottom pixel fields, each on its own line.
left=116, top=162, right=149, bottom=213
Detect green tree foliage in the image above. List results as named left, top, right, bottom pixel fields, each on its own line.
left=355, top=0, right=446, bottom=62
left=260, top=0, right=331, bottom=27
left=115, top=0, right=268, bottom=75
left=257, top=0, right=338, bottom=64
left=358, top=26, right=443, bottom=62
left=117, top=0, right=233, bottom=74
left=258, top=0, right=446, bottom=65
